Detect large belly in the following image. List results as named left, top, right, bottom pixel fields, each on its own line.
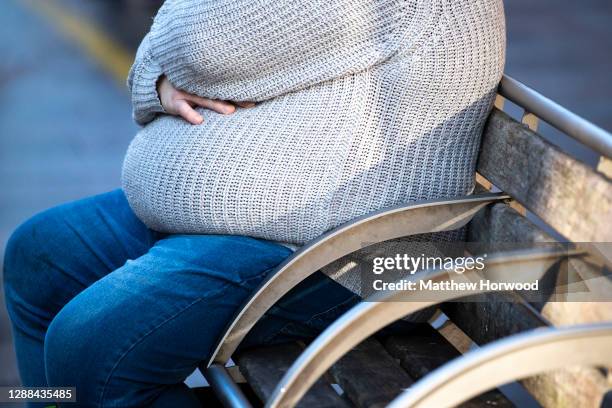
left=122, top=58, right=487, bottom=244
left=121, top=78, right=364, bottom=243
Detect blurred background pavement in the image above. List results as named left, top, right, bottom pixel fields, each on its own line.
left=1, top=0, right=611, bottom=390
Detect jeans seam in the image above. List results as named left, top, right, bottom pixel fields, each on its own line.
left=98, top=266, right=275, bottom=407
left=98, top=296, right=207, bottom=407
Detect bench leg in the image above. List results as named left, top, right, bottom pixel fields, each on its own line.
left=206, top=365, right=253, bottom=408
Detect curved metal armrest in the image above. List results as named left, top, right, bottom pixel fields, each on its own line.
left=265, top=247, right=584, bottom=408
left=388, top=323, right=612, bottom=408
left=205, top=193, right=509, bottom=367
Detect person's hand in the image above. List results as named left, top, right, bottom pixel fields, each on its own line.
left=157, top=76, right=255, bottom=125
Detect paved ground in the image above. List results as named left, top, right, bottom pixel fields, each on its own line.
left=1, top=0, right=611, bottom=391
left=0, top=0, right=138, bottom=387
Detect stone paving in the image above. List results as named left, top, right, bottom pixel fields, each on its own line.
left=0, top=0, right=610, bottom=390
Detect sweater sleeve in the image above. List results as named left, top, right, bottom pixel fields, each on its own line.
left=127, top=33, right=166, bottom=126
left=145, top=0, right=421, bottom=102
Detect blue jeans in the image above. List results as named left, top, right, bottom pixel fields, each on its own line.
left=3, top=190, right=359, bottom=407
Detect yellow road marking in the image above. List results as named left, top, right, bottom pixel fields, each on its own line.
left=19, top=0, right=134, bottom=85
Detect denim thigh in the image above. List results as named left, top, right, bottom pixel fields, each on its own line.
left=43, top=232, right=358, bottom=407
left=4, top=189, right=361, bottom=408
left=3, top=189, right=159, bottom=390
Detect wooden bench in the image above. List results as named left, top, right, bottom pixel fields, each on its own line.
left=199, top=76, right=612, bottom=408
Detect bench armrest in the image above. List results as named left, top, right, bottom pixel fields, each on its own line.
left=205, top=193, right=509, bottom=367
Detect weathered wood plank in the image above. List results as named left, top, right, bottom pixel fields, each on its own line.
left=477, top=108, right=612, bottom=242
left=468, top=202, right=612, bottom=325
left=441, top=298, right=612, bottom=408
left=467, top=202, right=554, bottom=246
left=328, top=338, right=413, bottom=408
left=383, top=324, right=514, bottom=407
left=235, top=343, right=352, bottom=407
left=441, top=294, right=548, bottom=346
left=459, top=202, right=612, bottom=407
left=383, top=324, right=460, bottom=380
left=520, top=367, right=612, bottom=408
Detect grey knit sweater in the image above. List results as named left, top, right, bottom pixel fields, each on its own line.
left=122, top=0, right=506, bottom=245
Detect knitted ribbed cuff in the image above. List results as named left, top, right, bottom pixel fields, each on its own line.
left=130, top=51, right=166, bottom=126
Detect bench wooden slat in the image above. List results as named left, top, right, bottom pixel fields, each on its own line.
left=383, top=324, right=459, bottom=380
left=450, top=201, right=612, bottom=407
left=443, top=297, right=612, bottom=408
left=442, top=294, right=548, bottom=348
left=235, top=343, right=352, bottom=407
left=383, top=324, right=515, bottom=408
left=328, top=338, right=414, bottom=408
left=467, top=201, right=554, bottom=246
left=468, top=202, right=611, bottom=323
left=477, top=108, right=612, bottom=242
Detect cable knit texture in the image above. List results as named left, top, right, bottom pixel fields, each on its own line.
left=122, top=0, right=506, bottom=245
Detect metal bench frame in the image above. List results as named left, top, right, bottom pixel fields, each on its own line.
left=204, top=193, right=509, bottom=368
left=202, top=193, right=509, bottom=406
left=202, top=75, right=612, bottom=407
left=387, top=323, right=612, bottom=408
left=263, top=247, right=585, bottom=408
